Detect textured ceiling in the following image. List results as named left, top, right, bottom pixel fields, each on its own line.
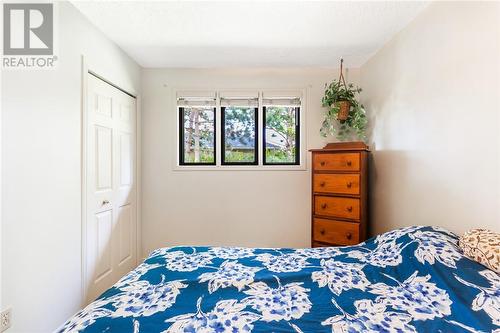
left=71, top=1, right=429, bottom=68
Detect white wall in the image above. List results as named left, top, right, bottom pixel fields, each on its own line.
left=141, top=68, right=360, bottom=254
left=4, top=1, right=498, bottom=330
left=360, top=1, right=500, bottom=235
left=1, top=2, right=141, bottom=331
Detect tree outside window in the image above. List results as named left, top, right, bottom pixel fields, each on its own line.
left=180, top=107, right=215, bottom=164
left=222, top=107, right=258, bottom=164
left=264, top=106, right=299, bottom=165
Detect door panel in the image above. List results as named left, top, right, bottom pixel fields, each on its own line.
left=96, top=126, right=113, bottom=190
left=119, top=132, right=132, bottom=186
left=118, top=204, right=132, bottom=265
left=94, top=210, right=113, bottom=282
left=97, top=94, right=112, bottom=118
left=85, top=74, right=137, bottom=303
left=119, top=103, right=131, bottom=122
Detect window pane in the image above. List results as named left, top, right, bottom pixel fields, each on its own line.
left=223, top=107, right=257, bottom=164
left=181, top=107, right=215, bottom=164
left=264, top=106, right=299, bottom=164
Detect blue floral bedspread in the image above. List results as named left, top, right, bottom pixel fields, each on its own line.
left=60, top=226, right=500, bottom=332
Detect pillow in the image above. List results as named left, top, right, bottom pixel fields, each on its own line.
left=459, top=229, right=500, bottom=273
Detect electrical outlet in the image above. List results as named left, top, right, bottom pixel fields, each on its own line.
left=0, top=308, right=11, bottom=332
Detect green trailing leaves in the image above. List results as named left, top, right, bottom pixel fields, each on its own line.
left=321, top=80, right=367, bottom=141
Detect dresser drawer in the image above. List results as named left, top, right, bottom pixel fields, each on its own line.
left=312, top=241, right=332, bottom=248
left=313, top=153, right=360, bottom=172
left=313, top=218, right=360, bottom=245
left=313, top=174, right=360, bottom=195
left=314, top=196, right=360, bottom=220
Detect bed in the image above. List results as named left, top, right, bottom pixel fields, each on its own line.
left=59, top=226, right=499, bottom=332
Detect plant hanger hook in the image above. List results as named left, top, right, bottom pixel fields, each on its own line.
left=338, top=58, right=348, bottom=89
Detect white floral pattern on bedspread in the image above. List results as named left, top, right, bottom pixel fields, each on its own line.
left=59, top=226, right=500, bottom=332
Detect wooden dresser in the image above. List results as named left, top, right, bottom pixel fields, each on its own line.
left=310, top=142, right=369, bottom=247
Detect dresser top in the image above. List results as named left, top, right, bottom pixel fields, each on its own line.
left=309, top=141, right=370, bottom=152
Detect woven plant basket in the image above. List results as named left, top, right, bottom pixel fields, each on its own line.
left=337, top=100, right=351, bottom=121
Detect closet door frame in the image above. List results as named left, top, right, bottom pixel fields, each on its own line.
left=80, top=56, right=142, bottom=305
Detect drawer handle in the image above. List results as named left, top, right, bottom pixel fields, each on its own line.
left=320, top=161, right=326, bottom=166
left=346, top=232, right=352, bottom=240
left=320, top=229, right=326, bottom=235
left=102, top=200, right=110, bottom=206
left=346, top=182, right=352, bottom=188
left=346, top=160, right=352, bottom=166
left=346, top=206, right=353, bottom=212
left=320, top=182, right=326, bottom=187
left=321, top=203, right=327, bottom=209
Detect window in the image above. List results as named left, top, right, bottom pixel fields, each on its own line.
left=221, top=97, right=258, bottom=165
left=177, top=91, right=303, bottom=168
left=178, top=96, right=216, bottom=165
left=263, top=97, right=300, bottom=165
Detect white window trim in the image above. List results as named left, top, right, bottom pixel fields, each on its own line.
left=172, top=87, right=308, bottom=171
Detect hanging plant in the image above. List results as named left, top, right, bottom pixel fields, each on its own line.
left=320, top=59, right=367, bottom=141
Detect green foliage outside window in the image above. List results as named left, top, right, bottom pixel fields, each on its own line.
left=183, top=108, right=215, bottom=163
left=223, top=107, right=256, bottom=163
left=224, top=151, right=255, bottom=163
left=265, top=106, right=298, bottom=164
left=180, top=104, right=300, bottom=165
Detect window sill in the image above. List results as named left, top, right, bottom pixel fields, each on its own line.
left=172, top=164, right=307, bottom=172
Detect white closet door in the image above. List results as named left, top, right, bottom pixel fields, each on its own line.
left=85, top=73, right=137, bottom=303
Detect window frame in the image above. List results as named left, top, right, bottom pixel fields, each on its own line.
left=221, top=106, right=259, bottom=166
left=178, top=106, right=217, bottom=166
left=262, top=106, right=301, bottom=166
left=174, top=89, right=307, bottom=171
